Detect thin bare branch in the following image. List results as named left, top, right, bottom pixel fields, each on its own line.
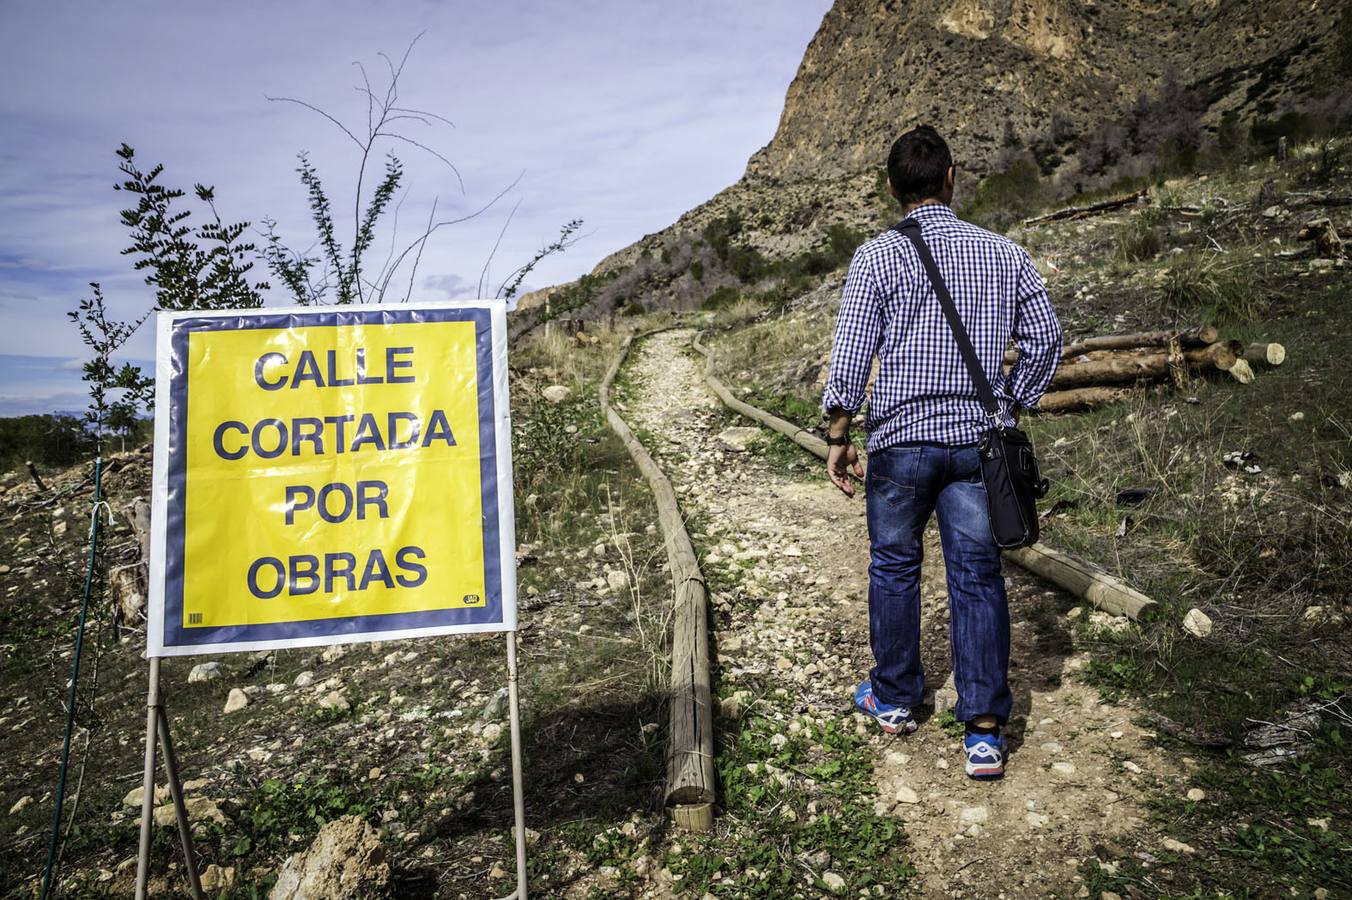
left=403, top=196, right=439, bottom=304
left=376, top=171, right=524, bottom=300
left=370, top=186, right=410, bottom=301
left=378, top=132, right=465, bottom=193
left=354, top=60, right=375, bottom=138
left=479, top=199, right=521, bottom=297
left=264, top=95, right=364, bottom=149
left=390, top=105, right=455, bottom=128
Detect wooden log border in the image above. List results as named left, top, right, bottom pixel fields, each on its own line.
left=600, top=332, right=716, bottom=831
left=691, top=333, right=1158, bottom=621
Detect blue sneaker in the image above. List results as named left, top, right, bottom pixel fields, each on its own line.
left=853, top=681, right=918, bottom=735
left=963, top=731, right=1006, bottom=779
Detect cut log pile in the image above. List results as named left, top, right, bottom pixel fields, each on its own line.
left=1005, top=325, right=1287, bottom=413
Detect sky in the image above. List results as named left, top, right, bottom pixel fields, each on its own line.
left=0, top=0, right=831, bottom=416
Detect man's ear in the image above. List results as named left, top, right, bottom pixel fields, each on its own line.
left=887, top=176, right=898, bottom=200
left=946, top=166, right=956, bottom=191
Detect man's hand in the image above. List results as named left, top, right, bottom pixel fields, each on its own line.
left=827, top=442, right=864, bottom=497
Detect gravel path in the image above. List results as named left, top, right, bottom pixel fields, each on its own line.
left=623, top=328, right=1185, bottom=898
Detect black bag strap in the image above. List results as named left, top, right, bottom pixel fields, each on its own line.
left=894, top=218, right=1002, bottom=421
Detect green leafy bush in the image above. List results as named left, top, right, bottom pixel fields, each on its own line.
left=962, top=159, right=1049, bottom=232
left=702, top=286, right=741, bottom=310
left=0, top=415, right=95, bottom=473
left=229, top=776, right=371, bottom=858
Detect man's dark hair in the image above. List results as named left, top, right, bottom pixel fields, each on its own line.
left=887, top=126, right=953, bottom=205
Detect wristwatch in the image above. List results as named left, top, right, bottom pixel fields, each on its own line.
left=824, top=434, right=851, bottom=447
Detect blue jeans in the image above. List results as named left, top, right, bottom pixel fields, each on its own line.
left=865, top=444, right=1012, bottom=724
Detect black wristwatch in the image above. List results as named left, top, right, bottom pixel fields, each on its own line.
left=824, top=434, right=851, bottom=447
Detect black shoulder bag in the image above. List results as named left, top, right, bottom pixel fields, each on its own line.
left=895, top=218, right=1048, bottom=549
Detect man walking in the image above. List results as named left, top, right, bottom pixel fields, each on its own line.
left=822, top=125, right=1062, bottom=779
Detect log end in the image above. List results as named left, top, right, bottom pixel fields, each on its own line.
left=670, top=802, right=714, bottom=832
left=1227, top=358, right=1256, bottom=384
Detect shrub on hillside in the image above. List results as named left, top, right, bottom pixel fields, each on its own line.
left=1114, top=205, right=1167, bottom=262
left=961, top=158, right=1049, bottom=231
left=702, top=286, right=741, bottom=310
left=1159, top=254, right=1265, bottom=325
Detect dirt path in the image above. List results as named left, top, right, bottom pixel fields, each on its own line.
left=622, top=329, right=1184, bottom=898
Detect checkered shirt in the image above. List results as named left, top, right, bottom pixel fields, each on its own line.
left=822, top=203, right=1063, bottom=451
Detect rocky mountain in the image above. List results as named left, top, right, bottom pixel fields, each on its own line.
left=744, top=0, right=1340, bottom=183
left=527, top=0, right=1345, bottom=325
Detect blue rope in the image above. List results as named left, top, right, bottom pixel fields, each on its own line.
left=39, top=456, right=105, bottom=900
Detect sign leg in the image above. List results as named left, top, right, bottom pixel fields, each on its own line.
left=157, top=706, right=205, bottom=899
left=496, top=630, right=528, bottom=900
left=133, top=657, right=161, bottom=900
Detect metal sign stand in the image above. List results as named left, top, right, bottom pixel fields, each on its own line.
left=496, top=630, right=530, bottom=900
left=133, top=656, right=205, bottom=900
left=132, top=637, right=526, bottom=899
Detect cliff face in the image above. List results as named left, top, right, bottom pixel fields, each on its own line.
left=746, top=0, right=1338, bottom=182
left=573, top=0, right=1343, bottom=315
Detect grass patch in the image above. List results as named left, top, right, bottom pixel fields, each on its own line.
left=1159, top=252, right=1268, bottom=325
left=664, top=708, right=914, bottom=897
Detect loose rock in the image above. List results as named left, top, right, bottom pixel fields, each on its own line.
left=1182, top=608, right=1213, bottom=638
left=541, top=385, right=572, bottom=404
left=318, top=692, right=350, bottom=713
left=715, top=426, right=762, bottom=452
left=188, top=662, right=224, bottom=684
left=269, top=815, right=390, bottom=899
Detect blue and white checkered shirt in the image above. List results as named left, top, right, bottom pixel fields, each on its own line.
left=823, top=203, right=1063, bottom=451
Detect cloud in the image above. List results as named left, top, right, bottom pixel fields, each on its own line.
left=420, top=273, right=481, bottom=300
left=0, top=0, right=833, bottom=414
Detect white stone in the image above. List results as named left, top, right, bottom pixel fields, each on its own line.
left=1025, top=811, right=1050, bottom=828
left=822, top=872, right=846, bottom=893
left=317, top=691, right=350, bottom=713
left=1051, top=761, right=1077, bottom=776
left=1182, top=608, right=1213, bottom=638
left=541, top=385, right=572, bottom=404
left=153, top=796, right=227, bottom=827
left=200, top=865, right=235, bottom=892
left=893, top=785, right=920, bottom=805
left=187, top=662, right=224, bottom=683
left=1186, top=788, right=1205, bottom=802
left=294, top=671, right=316, bottom=688
left=959, top=806, right=989, bottom=826
left=482, top=723, right=503, bottom=743
left=223, top=688, right=250, bottom=714
left=9, top=795, right=33, bottom=815
left=1122, top=761, right=1143, bottom=774
left=606, top=569, right=631, bottom=592
left=1161, top=837, right=1196, bottom=854
left=715, top=426, right=761, bottom=452
left=123, top=785, right=170, bottom=808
